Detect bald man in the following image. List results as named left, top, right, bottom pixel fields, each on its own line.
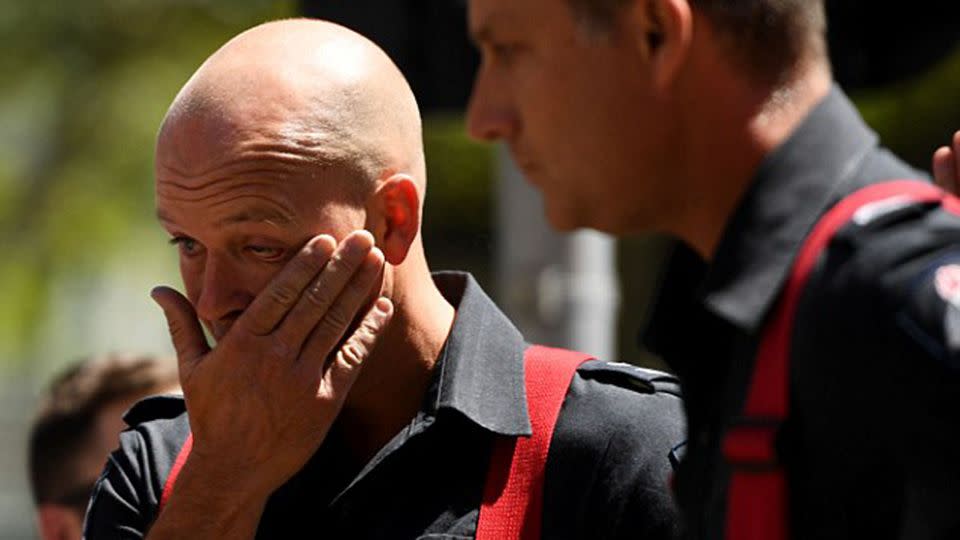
left=83, top=19, right=685, bottom=539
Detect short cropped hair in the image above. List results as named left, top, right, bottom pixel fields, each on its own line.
left=566, top=0, right=827, bottom=84
left=28, top=353, right=178, bottom=510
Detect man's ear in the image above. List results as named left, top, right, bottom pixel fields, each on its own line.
left=624, top=0, right=692, bottom=93
left=368, top=174, right=421, bottom=265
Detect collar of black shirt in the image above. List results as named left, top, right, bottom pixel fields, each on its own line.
left=424, top=271, right=533, bottom=437
left=643, top=86, right=881, bottom=356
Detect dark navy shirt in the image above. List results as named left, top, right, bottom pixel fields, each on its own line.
left=85, top=272, right=686, bottom=539
left=644, top=87, right=960, bottom=539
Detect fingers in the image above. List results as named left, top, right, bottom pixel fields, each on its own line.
left=151, top=286, right=211, bottom=376
left=241, top=235, right=337, bottom=336
left=933, top=146, right=956, bottom=194
left=319, top=297, right=394, bottom=399
left=933, top=131, right=960, bottom=196
left=275, top=230, right=383, bottom=347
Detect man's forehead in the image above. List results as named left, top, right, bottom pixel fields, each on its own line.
left=157, top=110, right=271, bottom=175
left=469, top=0, right=574, bottom=46
left=156, top=203, right=296, bottom=229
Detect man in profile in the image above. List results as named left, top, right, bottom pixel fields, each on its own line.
left=29, top=353, right=179, bottom=540
left=83, top=19, right=685, bottom=539
left=466, top=0, right=960, bottom=537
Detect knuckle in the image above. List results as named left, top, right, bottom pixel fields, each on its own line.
left=338, top=341, right=367, bottom=367
left=329, top=253, right=350, bottom=270
left=291, top=252, right=317, bottom=274
left=265, top=334, right=294, bottom=360
left=305, top=282, right=334, bottom=309
left=356, top=316, right=381, bottom=341
left=287, top=256, right=319, bottom=286
left=268, top=282, right=299, bottom=309
left=167, top=319, right=183, bottom=337
left=322, top=305, right=351, bottom=333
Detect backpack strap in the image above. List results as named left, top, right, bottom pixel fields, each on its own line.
left=722, top=180, right=949, bottom=540
left=477, top=345, right=593, bottom=540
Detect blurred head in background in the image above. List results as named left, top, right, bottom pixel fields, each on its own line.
left=28, top=353, right=179, bottom=540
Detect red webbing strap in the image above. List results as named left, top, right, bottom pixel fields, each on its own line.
left=159, top=432, right=193, bottom=513
left=477, top=345, right=592, bottom=540
left=723, top=180, right=947, bottom=540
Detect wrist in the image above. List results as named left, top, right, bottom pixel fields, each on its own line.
left=149, top=452, right=270, bottom=539
left=171, top=451, right=273, bottom=513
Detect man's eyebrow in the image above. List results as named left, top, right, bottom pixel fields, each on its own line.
left=470, top=22, right=493, bottom=45
left=469, top=11, right=509, bottom=45
left=214, top=208, right=295, bottom=228
left=156, top=207, right=296, bottom=228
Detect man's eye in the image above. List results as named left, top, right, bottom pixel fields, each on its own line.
left=247, top=245, right=285, bottom=260
left=169, top=236, right=200, bottom=256
left=487, top=42, right=522, bottom=63
left=493, top=44, right=514, bottom=58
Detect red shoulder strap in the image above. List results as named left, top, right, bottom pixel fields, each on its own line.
left=723, top=180, right=949, bottom=540
left=159, top=432, right=192, bottom=513
left=477, top=345, right=593, bottom=540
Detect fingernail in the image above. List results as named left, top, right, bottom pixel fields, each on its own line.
left=374, top=297, right=392, bottom=320
left=316, top=234, right=336, bottom=248
left=311, top=235, right=335, bottom=257
left=348, top=230, right=376, bottom=254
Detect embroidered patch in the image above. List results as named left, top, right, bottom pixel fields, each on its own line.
left=896, top=256, right=960, bottom=371
left=934, top=264, right=960, bottom=310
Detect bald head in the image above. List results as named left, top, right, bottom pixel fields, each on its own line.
left=159, top=19, right=425, bottom=199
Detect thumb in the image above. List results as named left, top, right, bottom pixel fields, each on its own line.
left=151, top=286, right=210, bottom=376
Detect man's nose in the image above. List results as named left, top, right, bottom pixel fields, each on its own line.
left=194, top=255, right=252, bottom=325
left=466, top=70, right=519, bottom=142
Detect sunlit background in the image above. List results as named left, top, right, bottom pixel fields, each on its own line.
left=2, top=1, right=959, bottom=536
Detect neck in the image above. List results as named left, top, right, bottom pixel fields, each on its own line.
left=671, top=60, right=832, bottom=259
left=334, top=249, right=455, bottom=463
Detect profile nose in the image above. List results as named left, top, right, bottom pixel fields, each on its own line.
left=466, top=69, right=519, bottom=142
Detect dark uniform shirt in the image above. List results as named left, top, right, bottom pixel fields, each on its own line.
left=85, top=272, right=686, bottom=539
left=644, top=87, right=960, bottom=539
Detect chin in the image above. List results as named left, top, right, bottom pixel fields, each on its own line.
left=543, top=210, right=580, bottom=233
left=541, top=196, right=587, bottom=232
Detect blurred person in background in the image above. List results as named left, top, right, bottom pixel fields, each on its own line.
left=466, top=0, right=960, bottom=538
left=28, top=353, right=179, bottom=540
left=83, top=19, right=685, bottom=539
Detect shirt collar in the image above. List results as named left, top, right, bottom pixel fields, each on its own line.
left=427, top=271, right=532, bottom=436
left=643, top=86, right=895, bottom=362
left=700, top=85, right=882, bottom=332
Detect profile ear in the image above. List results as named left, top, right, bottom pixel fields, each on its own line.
left=369, top=174, right=421, bottom=265
left=626, top=0, right=693, bottom=93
